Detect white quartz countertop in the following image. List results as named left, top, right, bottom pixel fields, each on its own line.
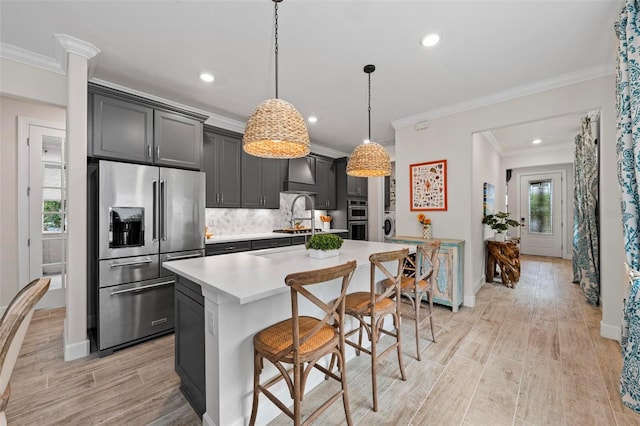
left=164, top=240, right=415, bottom=304
left=204, top=228, right=348, bottom=244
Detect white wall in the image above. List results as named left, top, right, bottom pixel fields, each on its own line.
left=0, top=95, right=66, bottom=307
left=471, top=132, right=503, bottom=297
left=395, top=75, right=623, bottom=340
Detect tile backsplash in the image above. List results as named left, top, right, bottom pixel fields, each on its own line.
left=206, top=193, right=328, bottom=236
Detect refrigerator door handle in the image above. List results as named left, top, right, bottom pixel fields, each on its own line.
left=152, top=180, right=158, bottom=241
left=160, top=179, right=168, bottom=241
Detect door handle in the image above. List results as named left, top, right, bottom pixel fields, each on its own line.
left=109, top=279, right=175, bottom=296
left=165, top=253, right=202, bottom=261
left=160, top=180, right=167, bottom=240
left=152, top=180, right=158, bottom=241
left=520, top=217, right=525, bottom=227
left=109, top=258, right=153, bottom=268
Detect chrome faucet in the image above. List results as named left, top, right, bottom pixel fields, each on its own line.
left=290, top=193, right=315, bottom=238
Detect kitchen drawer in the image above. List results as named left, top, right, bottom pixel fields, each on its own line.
left=99, top=254, right=160, bottom=288
left=291, top=236, right=308, bottom=245
left=98, top=277, right=175, bottom=351
left=205, top=241, right=252, bottom=256
left=251, top=238, right=292, bottom=250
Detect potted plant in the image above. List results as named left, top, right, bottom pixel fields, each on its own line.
left=306, top=233, right=343, bottom=259
left=482, top=211, right=520, bottom=242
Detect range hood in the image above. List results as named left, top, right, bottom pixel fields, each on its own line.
left=282, top=157, right=317, bottom=193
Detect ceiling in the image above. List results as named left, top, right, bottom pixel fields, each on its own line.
left=0, top=1, right=622, bottom=155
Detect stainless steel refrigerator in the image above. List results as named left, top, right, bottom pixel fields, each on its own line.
left=94, top=160, right=205, bottom=355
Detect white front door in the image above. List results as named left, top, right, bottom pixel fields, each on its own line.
left=519, top=172, right=563, bottom=257
left=25, top=124, right=67, bottom=308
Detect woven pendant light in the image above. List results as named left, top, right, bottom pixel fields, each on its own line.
left=243, top=0, right=310, bottom=159
left=346, top=64, right=391, bottom=177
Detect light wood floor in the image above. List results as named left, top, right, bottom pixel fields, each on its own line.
left=6, top=256, right=640, bottom=425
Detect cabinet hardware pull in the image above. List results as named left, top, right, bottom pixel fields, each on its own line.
left=221, top=193, right=224, bottom=203
left=147, top=145, right=152, bottom=159
left=151, top=318, right=168, bottom=326
left=225, top=246, right=235, bottom=250
left=110, top=258, right=153, bottom=268
left=109, top=279, right=174, bottom=296
left=156, top=146, right=160, bottom=159
left=165, top=253, right=202, bottom=261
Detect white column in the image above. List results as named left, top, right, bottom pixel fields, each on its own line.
left=56, top=34, right=100, bottom=361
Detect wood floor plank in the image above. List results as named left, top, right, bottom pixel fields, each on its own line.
left=527, top=316, right=560, bottom=361
left=463, top=354, right=522, bottom=426
left=516, top=354, right=564, bottom=425
left=410, top=353, right=484, bottom=425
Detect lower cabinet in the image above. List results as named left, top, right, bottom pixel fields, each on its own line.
left=389, top=236, right=464, bottom=312
left=175, top=277, right=205, bottom=417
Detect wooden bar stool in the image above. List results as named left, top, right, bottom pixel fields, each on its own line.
left=342, top=248, right=408, bottom=412
left=382, top=241, right=441, bottom=361
left=248, top=261, right=357, bottom=426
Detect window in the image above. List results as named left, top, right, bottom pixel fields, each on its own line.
left=528, top=179, right=552, bottom=234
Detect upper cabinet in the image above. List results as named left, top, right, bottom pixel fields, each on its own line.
left=335, top=157, right=367, bottom=199
left=92, top=95, right=153, bottom=164
left=88, top=84, right=207, bottom=170
left=203, top=127, right=242, bottom=208
left=315, top=157, right=336, bottom=210
left=154, top=111, right=203, bottom=170
left=242, top=152, right=285, bottom=209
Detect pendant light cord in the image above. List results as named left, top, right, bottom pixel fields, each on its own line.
left=274, top=1, right=279, bottom=99
left=368, top=71, right=371, bottom=141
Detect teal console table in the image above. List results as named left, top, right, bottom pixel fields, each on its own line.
left=389, top=236, right=465, bottom=312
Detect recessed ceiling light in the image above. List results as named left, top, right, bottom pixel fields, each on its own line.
left=308, top=116, right=318, bottom=123
left=200, top=73, right=214, bottom=82
left=420, top=34, right=440, bottom=47
left=532, top=139, right=542, bottom=145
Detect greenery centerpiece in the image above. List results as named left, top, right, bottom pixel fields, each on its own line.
left=482, top=211, right=520, bottom=241
left=306, top=233, right=343, bottom=258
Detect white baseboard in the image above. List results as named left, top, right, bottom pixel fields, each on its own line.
left=202, top=412, right=216, bottom=426
left=63, top=319, right=90, bottom=361
left=463, top=276, right=486, bottom=307
left=600, top=320, right=621, bottom=342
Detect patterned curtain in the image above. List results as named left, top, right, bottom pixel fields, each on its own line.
left=615, top=0, right=640, bottom=413
left=572, top=118, right=600, bottom=305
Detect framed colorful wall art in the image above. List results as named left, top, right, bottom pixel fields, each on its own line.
left=410, top=160, right=447, bottom=211
left=483, top=182, right=496, bottom=217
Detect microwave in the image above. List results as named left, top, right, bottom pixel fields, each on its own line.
left=347, top=200, right=368, bottom=221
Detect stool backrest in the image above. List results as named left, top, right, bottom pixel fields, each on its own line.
left=416, top=240, right=441, bottom=284
left=369, top=248, right=410, bottom=310
left=283, top=261, right=357, bottom=360
left=0, top=278, right=50, bottom=398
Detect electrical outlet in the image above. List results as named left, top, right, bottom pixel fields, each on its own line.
left=207, top=309, right=215, bottom=335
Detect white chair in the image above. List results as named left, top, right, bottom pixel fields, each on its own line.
left=0, top=278, right=50, bottom=425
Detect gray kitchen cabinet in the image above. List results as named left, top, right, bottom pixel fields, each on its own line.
left=242, top=152, right=283, bottom=209
left=154, top=110, right=203, bottom=170
left=334, top=157, right=368, bottom=199
left=315, top=157, right=337, bottom=210
left=205, top=240, right=252, bottom=256
left=92, top=94, right=154, bottom=164
left=251, top=238, right=292, bottom=250
left=175, top=276, right=205, bottom=417
left=89, top=84, right=208, bottom=169
left=203, top=127, right=242, bottom=208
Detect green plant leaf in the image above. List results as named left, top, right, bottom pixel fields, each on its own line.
left=305, top=233, right=344, bottom=251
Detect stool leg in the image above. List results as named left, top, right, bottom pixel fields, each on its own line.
left=338, top=350, right=353, bottom=426
left=249, top=350, right=262, bottom=426
left=414, top=292, right=421, bottom=361
left=394, top=310, right=407, bottom=382
left=428, top=290, right=436, bottom=343
left=370, top=316, right=378, bottom=412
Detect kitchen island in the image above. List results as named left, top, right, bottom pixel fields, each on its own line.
left=163, top=239, right=414, bottom=426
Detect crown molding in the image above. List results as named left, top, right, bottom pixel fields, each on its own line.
left=205, top=114, right=245, bottom=134
left=0, top=42, right=64, bottom=74
left=54, top=34, right=100, bottom=60
left=481, top=131, right=503, bottom=155
left=392, top=63, right=615, bottom=130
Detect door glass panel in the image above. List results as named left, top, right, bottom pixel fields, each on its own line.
left=528, top=179, right=552, bottom=234
left=40, top=136, right=66, bottom=291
